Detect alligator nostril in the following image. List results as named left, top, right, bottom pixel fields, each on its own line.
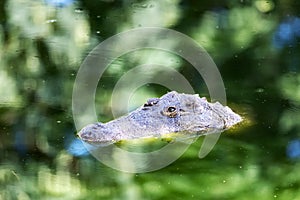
left=80, top=131, right=93, bottom=140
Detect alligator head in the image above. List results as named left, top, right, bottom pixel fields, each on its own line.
left=77, top=91, right=242, bottom=145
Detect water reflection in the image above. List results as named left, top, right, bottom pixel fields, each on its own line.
left=287, top=139, right=300, bottom=159
left=273, top=17, right=300, bottom=49
left=45, top=0, right=75, bottom=7
left=66, top=137, right=90, bottom=157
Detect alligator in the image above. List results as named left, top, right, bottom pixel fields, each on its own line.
left=77, top=91, right=243, bottom=145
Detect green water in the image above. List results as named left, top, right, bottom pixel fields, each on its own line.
left=1, top=0, right=300, bottom=199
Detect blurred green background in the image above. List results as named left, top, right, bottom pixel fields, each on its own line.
left=1, top=0, right=300, bottom=199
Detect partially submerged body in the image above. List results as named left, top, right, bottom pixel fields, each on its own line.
left=77, top=91, right=243, bottom=145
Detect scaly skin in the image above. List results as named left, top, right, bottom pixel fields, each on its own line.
left=78, top=91, right=242, bottom=145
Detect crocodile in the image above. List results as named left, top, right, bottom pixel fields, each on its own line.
left=77, top=91, right=242, bottom=145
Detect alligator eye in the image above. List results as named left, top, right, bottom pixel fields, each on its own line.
left=167, top=106, right=176, bottom=112
left=162, top=106, right=178, bottom=118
